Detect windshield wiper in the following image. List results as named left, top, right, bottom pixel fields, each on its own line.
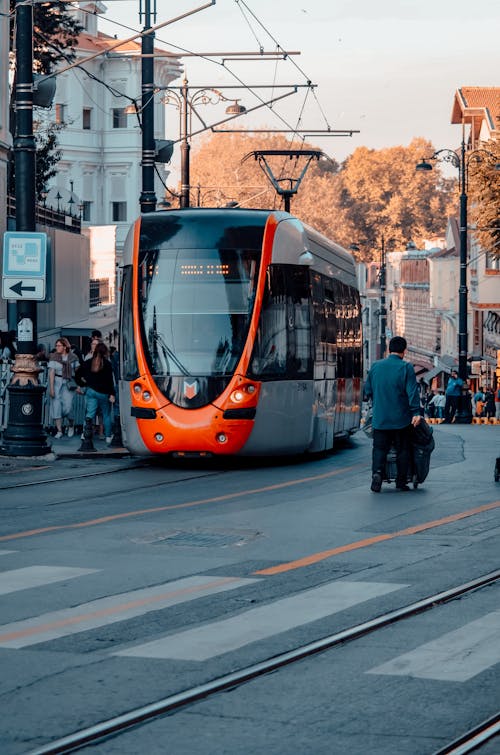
left=152, top=330, right=192, bottom=377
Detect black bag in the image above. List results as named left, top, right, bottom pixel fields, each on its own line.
left=411, top=419, right=435, bottom=483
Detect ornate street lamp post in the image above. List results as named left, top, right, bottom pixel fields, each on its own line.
left=416, top=139, right=499, bottom=424
left=162, top=79, right=247, bottom=208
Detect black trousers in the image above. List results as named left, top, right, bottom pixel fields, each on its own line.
left=444, top=395, right=459, bottom=422
left=372, top=426, right=413, bottom=486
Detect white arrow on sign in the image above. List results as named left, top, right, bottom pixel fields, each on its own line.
left=2, top=277, right=46, bottom=301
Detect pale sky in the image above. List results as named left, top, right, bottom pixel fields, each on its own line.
left=98, top=0, right=499, bottom=166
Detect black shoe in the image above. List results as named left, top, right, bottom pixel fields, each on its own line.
left=371, top=472, right=382, bottom=492
left=396, top=484, right=410, bottom=491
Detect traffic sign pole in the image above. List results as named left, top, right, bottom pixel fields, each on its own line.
left=1, top=0, right=50, bottom=456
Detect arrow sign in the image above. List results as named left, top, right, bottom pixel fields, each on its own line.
left=9, top=281, right=37, bottom=296
left=2, top=277, right=45, bottom=301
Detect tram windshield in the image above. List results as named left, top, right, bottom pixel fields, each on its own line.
left=138, top=247, right=260, bottom=378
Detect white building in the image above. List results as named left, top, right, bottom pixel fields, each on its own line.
left=44, top=2, right=182, bottom=252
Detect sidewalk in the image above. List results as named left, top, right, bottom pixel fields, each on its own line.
left=51, top=431, right=130, bottom=459
left=0, top=432, right=130, bottom=466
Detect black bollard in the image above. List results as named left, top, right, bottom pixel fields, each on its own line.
left=78, top=417, right=96, bottom=452
left=1, top=383, right=51, bottom=456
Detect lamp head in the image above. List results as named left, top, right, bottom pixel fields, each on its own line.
left=416, top=159, right=433, bottom=172
left=225, top=100, right=246, bottom=115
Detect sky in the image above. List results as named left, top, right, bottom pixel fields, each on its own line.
left=97, top=0, right=499, bottom=169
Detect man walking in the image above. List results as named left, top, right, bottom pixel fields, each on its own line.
left=443, top=369, right=463, bottom=423
left=364, top=336, right=421, bottom=493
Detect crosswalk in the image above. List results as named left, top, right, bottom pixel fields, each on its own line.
left=1, top=553, right=499, bottom=683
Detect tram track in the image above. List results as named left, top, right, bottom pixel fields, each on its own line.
left=25, top=567, right=500, bottom=755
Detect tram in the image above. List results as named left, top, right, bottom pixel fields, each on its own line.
left=119, top=208, right=362, bottom=456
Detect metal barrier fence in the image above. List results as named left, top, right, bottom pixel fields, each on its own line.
left=0, top=360, right=87, bottom=431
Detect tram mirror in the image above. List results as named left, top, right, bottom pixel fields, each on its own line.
left=299, top=249, right=314, bottom=265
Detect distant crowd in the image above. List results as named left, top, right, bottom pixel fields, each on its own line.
left=419, top=375, right=500, bottom=422
left=1, top=328, right=119, bottom=442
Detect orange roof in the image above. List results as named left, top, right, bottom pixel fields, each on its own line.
left=77, top=30, right=178, bottom=58
left=451, top=87, right=500, bottom=140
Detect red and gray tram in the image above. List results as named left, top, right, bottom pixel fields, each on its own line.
left=119, top=208, right=362, bottom=456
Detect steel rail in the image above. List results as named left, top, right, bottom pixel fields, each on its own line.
left=432, top=711, right=500, bottom=754
left=25, top=568, right=500, bottom=755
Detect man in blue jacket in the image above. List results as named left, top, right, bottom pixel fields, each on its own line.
left=364, top=336, right=421, bottom=492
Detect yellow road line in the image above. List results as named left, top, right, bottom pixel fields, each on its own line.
left=254, top=499, right=500, bottom=575
left=0, top=464, right=360, bottom=542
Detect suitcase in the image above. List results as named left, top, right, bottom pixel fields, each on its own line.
left=384, top=420, right=435, bottom=489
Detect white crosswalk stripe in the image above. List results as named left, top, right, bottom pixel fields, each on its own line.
left=0, top=575, right=258, bottom=648
left=0, top=566, right=98, bottom=596
left=367, top=610, right=500, bottom=682
left=0, top=551, right=15, bottom=556
left=115, top=580, right=407, bottom=661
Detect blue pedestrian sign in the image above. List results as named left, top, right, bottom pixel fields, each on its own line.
left=2, top=231, right=47, bottom=300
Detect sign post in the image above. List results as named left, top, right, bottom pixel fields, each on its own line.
left=0, top=0, right=50, bottom=456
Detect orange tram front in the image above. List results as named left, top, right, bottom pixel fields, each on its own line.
left=119, top=208, right=363, bottom=457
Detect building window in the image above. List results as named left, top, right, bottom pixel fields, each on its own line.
left=55, top=104, right=66, bottom=124
left=485, top=252, right=500, bottom=271
left=112, top=201, right=127, bottom=222
left=82, top=201, right=92, bottom=222
left=82, top=108, right=92, bottom=130
left=112, top=108, right=127, bottom=128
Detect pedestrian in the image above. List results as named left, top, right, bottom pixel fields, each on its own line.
left=443, top=369, right=463, bottom=423
left=0, top=331, right=16, bottom=360
left=496, top=385, right=500, bottom=421
left=363, top=335, right=421, bottom=493
left=429, top=390, right=446, bottom=419
left=76, top=342, right=115, bottom=443
left=484, top=389, right=495, bottom=419
left=48, top=337, right=79, bottom=438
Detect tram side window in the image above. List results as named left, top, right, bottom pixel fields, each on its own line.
left=250, top=265, right=312, bottom=380
left=120, top=265, right=139, bottom=380
left=287, top=267, right=313, bottom=377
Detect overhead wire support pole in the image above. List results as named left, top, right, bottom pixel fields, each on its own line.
left=1, top=0, right=50, bottom=456
left=139, top=0, right=156, bottom=213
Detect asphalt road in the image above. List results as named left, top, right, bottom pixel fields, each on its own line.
left=0, top=424, right=499, bottom=754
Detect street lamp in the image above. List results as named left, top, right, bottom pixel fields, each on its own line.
left=350, top=236, right=387, bottom=359
left=416, top=139, right=499, bottom=423
left=161, top=78, right=247, bottom=208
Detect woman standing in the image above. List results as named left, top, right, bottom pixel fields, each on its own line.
left=77, top=342, right=115, bottom=442
left=48, top=337, right=79, bottom=438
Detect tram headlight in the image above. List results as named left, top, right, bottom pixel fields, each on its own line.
left=154, top=433, right=164, bottom=442
left=230, top=390, right=245, bottom=403
left=246, top=384, right=256, bottom=394
left=216, top=433, right=228, bottom=443
left=133, top=384, right=141, bottom=394
left=142, top=391, right=151, bottom=401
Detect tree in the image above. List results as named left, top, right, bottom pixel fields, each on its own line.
left=189, top=133, right=455, bottom=262
left=468, top=138, right=500, bottom=260
left=8, top=1, right=82, bottom=199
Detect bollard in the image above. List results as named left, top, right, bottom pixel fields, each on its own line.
left=78, top=417, right=97, bottom=452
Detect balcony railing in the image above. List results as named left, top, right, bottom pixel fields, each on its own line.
left=7, top=195, right=81, bottom=234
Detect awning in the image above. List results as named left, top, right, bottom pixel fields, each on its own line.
left=421, top=364, right=453, bottom=382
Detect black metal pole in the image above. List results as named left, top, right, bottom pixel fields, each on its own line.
left=139, top=0, right=156, bottom=213
left=379, top=236, right=387, bottom=358
left=1, top=0, right=50, bottom=456
left=455, top=138, right=472, bottom=423
left=180, top=79, right=190, bottom=208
